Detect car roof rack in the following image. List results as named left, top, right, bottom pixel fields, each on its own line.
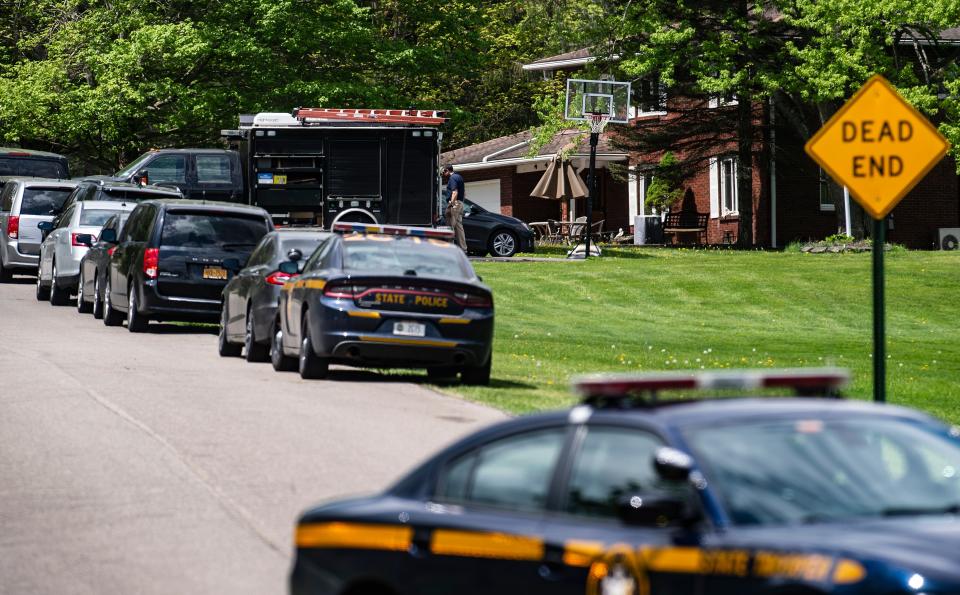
left=332, top=222, right=455, bottom=240
left=292, top=108, right=448, bottom=126
left=573, top=367, right=850, bottom=408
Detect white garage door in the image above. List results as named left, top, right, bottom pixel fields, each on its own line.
left=465, top=179, right=502, bottom=213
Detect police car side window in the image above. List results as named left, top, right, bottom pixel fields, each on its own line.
left=563, top=427, right=666, bottom=519
left=436, top=429, right=566, bottom=512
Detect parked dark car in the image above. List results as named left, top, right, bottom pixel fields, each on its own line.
left=102, top=199, right=273, bottom=331
left=76, top=212, right=130, bottom=317
left=108, top=149, right=242, bottom=201
left=219, top=228, right=330, bottom=361
left=0, top=148, right=70, bottom=194
left=461, top=197, right=534, bottom=257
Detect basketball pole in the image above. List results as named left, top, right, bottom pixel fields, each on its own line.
left=585, top=130, right=597, bottom=259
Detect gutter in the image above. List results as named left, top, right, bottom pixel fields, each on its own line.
left=451, top=153, right=628, bottom=172
left=482, top=140, right=530, bottom=162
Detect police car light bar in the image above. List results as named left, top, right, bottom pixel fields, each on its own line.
left=573, top=367, right=850, bottom=399
left=332, top=222, right=456, bottom=240
left=293, top=108, right=449, bottom=126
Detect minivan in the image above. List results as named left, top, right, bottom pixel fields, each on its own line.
left=0, top=178, right=78, bottom=280
left=103, top=199, right=273, bottom=331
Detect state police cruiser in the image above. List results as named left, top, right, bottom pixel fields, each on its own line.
left=289, top=368, right=960, bottom=594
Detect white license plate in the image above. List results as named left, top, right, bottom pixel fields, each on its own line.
left=393, top=322, right=426, bottom=337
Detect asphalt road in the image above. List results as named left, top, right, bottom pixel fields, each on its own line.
left=0, top=278, right=505, bottom=594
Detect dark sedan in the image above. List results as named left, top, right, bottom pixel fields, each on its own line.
left=291, top=368, right=960, bottom=595
left=103, top=199, right=273, bottom=331
left=218, top=228, right=330, bottom=361
left=273, top=223, right=493, bottom=383
left=461, top=198, right=534, bottom=257
left=76, top=211, right=130, bottom=317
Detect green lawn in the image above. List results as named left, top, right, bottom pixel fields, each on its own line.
left=445, top=247, right=960, bottom=422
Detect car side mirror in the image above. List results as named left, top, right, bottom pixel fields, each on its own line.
left=278, top=260, right=299, bottom=275
left=74, top=233, right=94, bottom=247
left=37, top=221, right=54, bottom=232
left=654, top=447, right=694, bottom=482
left=99, top=228, right=117, bottom=243
left=135, top=171, right=149, bottom=186
left=287, top=248, right=303, bottom=262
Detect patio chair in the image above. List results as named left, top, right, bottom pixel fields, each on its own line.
left=569, top=216, right=588, bottom=243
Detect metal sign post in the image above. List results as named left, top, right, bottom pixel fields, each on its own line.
left=805, top=75, right=950, bottom=402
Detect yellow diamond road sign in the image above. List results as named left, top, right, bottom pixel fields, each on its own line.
left=805, top=74, right=950, bottom=220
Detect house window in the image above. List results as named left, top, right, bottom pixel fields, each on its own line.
left=708, top=92, right=738, bottom=109
left=633, top=76, right=667, bottom=115
left=719, top=157, right=738, bottom=215
left=818, top=169, right=836, bottom=211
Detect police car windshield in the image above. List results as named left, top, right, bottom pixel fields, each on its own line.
left=685, top=416, right=960, bottom=526
left=342, top=237, right=470, bottom=279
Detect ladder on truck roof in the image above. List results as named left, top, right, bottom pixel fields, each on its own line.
left=292, top=108, right=448, bottom=126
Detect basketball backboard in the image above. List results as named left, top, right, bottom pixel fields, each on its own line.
left=565, top=79, right=632, bottom=124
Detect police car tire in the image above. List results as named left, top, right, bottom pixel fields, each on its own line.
left=271, top=322, right=297, bottom=372
left=218, top=307, right=242, bottom=357
left=299, top=317, right=329, bottom=380
left=461, top=357, right=491, bottom=386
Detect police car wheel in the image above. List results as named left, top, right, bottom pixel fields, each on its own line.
left=461, top=356, right=491, bottom=386
left=271, top=323, right=297, bottom=372
left=298, top=317, right=329, bottom=380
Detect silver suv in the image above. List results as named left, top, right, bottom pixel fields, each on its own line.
left=0, top=177, right=78, bottom=281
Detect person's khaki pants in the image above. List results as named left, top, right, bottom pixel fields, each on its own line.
left=445, top=201, right=467, bottom=251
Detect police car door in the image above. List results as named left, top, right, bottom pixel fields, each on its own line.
left=537, top=422, right=702, bottom=595
left=405, top=424, right=570, bottom=595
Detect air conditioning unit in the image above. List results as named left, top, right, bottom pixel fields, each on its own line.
left=939, top=228, right=960, bottom=250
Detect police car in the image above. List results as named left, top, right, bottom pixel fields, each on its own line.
left=290, top=368, right=960, bottom=594
left=272, top=223, right=493, bottom=384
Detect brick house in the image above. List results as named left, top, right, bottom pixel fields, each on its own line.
left=442, top=40, right=960, bottom=249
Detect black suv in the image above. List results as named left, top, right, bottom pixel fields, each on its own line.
left=61, top=179, right=183, bottom=215
left=103, top=199, right=273, bottom=331
left=0, top=148, right=70, bottom=193
left=108, top=149, right=242, bottom=201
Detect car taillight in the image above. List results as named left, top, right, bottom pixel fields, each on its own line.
left=323, top=283, right=356, bottom=299
left=143, top=248, right=159, bottom=279
left=6, top=215, right=19, bottom=239
left=455, top=291, right=493, bottom=308
left=71, top=233, right=95, bottom=247
left=265, top=270, right=296, bottom=286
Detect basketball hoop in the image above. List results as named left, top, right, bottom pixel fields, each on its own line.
left=587, top=112, right=611, bottom=135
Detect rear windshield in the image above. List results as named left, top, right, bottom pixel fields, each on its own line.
left=161, top=212, right=268, bottom=250
left=20, top=187, right=73, bottom=215
left=0, top=157, right=67, bottom=179
left=101, top=188, right=174, bottom=202
left=342, top=238, right=470, bottom=279
left=80, top=209, right=120, bottom=226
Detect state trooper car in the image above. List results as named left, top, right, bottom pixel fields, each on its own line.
left=290, top=368, right=960, bottom=595
left=272, top=223, right=493, bottom=384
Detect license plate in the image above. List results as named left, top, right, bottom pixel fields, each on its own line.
left=203, top=266, right=228, bottom=280
left=393, top=321, right=426, bottom=337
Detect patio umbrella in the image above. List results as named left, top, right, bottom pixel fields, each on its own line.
left=530, top=157, right=589, bottom=200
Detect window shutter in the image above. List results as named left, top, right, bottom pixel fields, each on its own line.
left=709, top=158, right=719, bottom=218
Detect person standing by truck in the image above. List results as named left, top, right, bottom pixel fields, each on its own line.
left=441, top=165, right=467, bottom=251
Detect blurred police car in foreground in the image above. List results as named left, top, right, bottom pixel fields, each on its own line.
left=290, top=368, right=960, bottom=595
left=273, top=223, right=494, bottom=384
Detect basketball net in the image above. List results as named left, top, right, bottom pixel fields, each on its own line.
left=588, top=112, right=611, bottom=135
